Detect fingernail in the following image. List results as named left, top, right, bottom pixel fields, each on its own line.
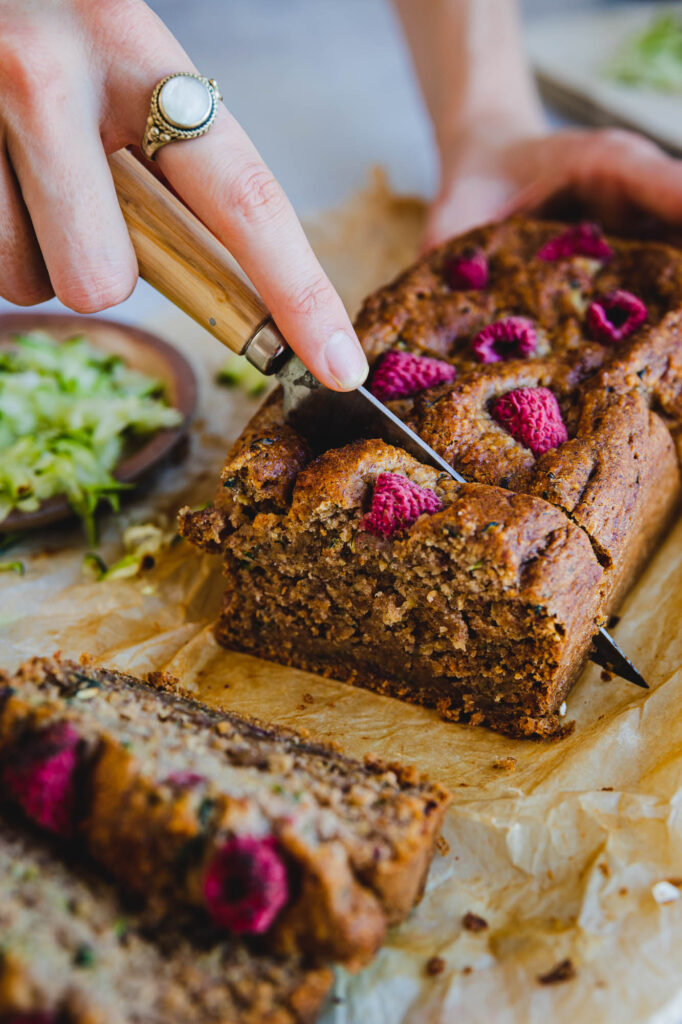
left=324, top=330, right=368, bottom=390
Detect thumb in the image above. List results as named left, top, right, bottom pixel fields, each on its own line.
left=422, top=174, right=516, bottom=252
left=422, top=165, right=560, bottom=253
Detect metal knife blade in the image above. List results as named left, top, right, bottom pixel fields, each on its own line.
left=276, top=354, right=466, bottom=482
left=272, top=351, right=648, bottom=691
left=590, top=626, right=648, bottom=689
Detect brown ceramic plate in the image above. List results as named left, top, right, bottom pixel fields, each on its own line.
left=0, top=312, right=197, bottom=532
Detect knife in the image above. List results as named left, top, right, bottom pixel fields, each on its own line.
left=273, top=353, right=647, bottom=690
left=109, top=148, right=648, bottom=691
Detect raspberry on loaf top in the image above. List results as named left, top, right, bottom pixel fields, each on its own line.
left=491, top=387, right=568, bottom=457
left=204, top=835, right=289, bottom=935
left=587, top=290, right=647, bottom=344
left=369, top=350, right=456, bottom=401
left=443, top=248, right=489, bottom=290
left=537, top=222, right=613, bottom=263
left=362, top=473, right=442, bottom=537
left=472, top=316, right=537, bottom=364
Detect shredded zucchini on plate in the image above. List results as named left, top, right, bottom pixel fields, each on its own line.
left=607, top=12, right=682, bottom=93
left=0, top=332, right=182, bottom=540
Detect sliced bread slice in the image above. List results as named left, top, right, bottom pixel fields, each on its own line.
left=0, top=656, right=450, bottom=971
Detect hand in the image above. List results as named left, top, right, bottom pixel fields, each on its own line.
left=0, top=0, right=368, bottom=390
left=425, top=123, right=682, bottom=250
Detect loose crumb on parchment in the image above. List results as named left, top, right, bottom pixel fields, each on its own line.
left=538, top=959, right=576, bottom=985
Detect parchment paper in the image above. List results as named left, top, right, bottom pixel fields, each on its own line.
left=3, top=171, right=682, bottom=1024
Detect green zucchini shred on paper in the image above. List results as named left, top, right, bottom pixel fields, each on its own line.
left=607, top=13, right=682, bottom=93
left=0, top=561, right=23, bottom=575
left=83, top=521, right=180, bottom=581
left=0, top=332, right=182, bottom=541
left=216, top=352, right=270, bottom=398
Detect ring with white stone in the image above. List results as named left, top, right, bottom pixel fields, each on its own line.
left=142, top=72, right=222, bottom=160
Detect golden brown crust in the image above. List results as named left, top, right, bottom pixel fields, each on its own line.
left=374, top=221, right=682, bottom=606
left=0, top=823, right=333, bottom=1024
left=181, top=218, right=682, bottom=736
left=1, top=656, right=451, bottom=973
left=213, top=438, right=603, bottom=738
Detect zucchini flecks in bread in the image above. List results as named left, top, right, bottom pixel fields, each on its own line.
left=214, top=439, right=603, bottom=739
left=0, top=819, right=332, bottom=1024
left=0, top=657, right=450, bottom=971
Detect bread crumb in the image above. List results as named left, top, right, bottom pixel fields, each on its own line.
left=538, top=959, right=576, bottom=985
left=492, top=756, right=517, bottom=771
left=302, top=693, right=315, bottom=705
left=652, top=880, right=680, bottom=904
left=436, top=834, right=450, bottom=856
left=425, top=956, right=445, bottom=976
left=600, top=669, right=614, bottom=682
left=462, top=911, right=488, bottom=932
left=462, top=966, right=472, bottom=975
left=559, top=701, right=567, bottom=717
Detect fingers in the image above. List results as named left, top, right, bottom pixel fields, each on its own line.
left=422, top=133, right=566, bottom=252
left=155, top=110, right=367, bottom=390
left=2, top=54, right=138, bottom=313
left=423, top=168, right=555, bottom=251
left=104, top=0, right=367, bottom=391
left=423, top=125, right=682, bottom=254
left=570, top=129, right=682, bottom=227
left=422, top=174, right=517, bottom=251
left=0, top=142, right=52, bottom=305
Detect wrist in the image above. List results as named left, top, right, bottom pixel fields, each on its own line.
left=435, top=106, right=546, bottom=165
left=432, top=84, right=544, bottom=151
left=394, top=0, right=546, bottom=170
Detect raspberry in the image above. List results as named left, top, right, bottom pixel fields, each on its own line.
left=537, top=222, right=613, bottom=262
left=362, top=473, right=442, bottom=537
left=472, top=317, right=537, bottom=364
left=204, top=836, right=289, bottom=934
left=2, top=722, right=81, bottom=837
left=443, top=248, right=489, bottom=290
left=586, top=290, right=647, bottom=344
left=490, top=387, right=567, bottom=456
left=369, top=350, right=456, bottom=401
left=163, top=771, right=205, bottom=788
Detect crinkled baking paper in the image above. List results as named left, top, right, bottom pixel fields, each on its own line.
left=2, top=172, right=682, bottom=1024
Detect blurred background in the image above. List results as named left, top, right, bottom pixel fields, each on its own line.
left=0, top=0, right=676, bottom=321
left=144, top=0, right=658, bottom=209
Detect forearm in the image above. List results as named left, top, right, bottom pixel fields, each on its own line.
left=393, top=0, right=544, bottom=151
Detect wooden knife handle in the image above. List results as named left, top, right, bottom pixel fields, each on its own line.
left=108, top=148, right=268, bottom=356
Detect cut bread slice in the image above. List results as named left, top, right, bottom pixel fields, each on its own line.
left=0, top=656, right=450, bottom=971
left=0, top=816, right=332, bottom=1024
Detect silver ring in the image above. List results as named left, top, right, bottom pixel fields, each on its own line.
left=142, top=72, right=222, bottom=160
